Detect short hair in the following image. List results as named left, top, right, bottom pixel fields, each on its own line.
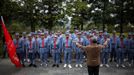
left=91, top=36, right=97, bottom=43
left=92, top=39, right=97, bottom=43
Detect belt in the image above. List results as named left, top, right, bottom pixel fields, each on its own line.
left=39, top=47, right=46, bottom=48
left=53, top=47, right=58, bottom=49
left=29, top=48, right=33, bottom=50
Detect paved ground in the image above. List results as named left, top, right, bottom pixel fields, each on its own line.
left=0, top=58, right=134, bottom=75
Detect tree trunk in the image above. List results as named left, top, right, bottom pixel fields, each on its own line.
left=31, top=24, right=35, bottom=32
left=120, top=0, right=123, bottom=34
left=30, top=17, right=35, bottom=32
left=102, top=0, right=106, bottom=32
left=48, top=2, right=53, bottom=31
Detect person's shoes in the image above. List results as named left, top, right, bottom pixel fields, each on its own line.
left=45, top=64, right=48, bottom=67
left=124, top=59, right=127, bottom=62
left=60, top=60, right=62, bottom=63
left=24, top=59, right=26, bottom=62
left=121, top=64, right=125, bottom=68
left=22, top=64, right=25, bottom=67
left=79, top=64, right=83, bottom=68
left=64, top=64, right=67, bottom=68
left=52, top=64, right=56, bottom=67
left=33, top=64, right=37, bottom=68
left=105, top=64, right=110, bottom=68
left=75, top=64, right=78, bottom=67
left=57, top=64, right=59, bottom=68
left=100, top=64, right=103, bottom=67
left=27, top=59, right=30, bottom=63
left=37, top=59, right=41, bottom=62
left=116, top=64, right=119, bottom=67
left=28, top=63, right=33, bottom=67
left=129, top=64, right=132, bottom=67
left=68, top=64, right=72, bottom=69
left=114, top=59, right=116, bottom=62
left=40, top=63, right=43, bottom=66
left=109, top=59, right=112, bottom=62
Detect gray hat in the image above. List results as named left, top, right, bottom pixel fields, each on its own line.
left=28, top=34, right=32, bottom=37
left=54, top=35, right=57, bottom=38
left=65, top=33, right=69, bottom=35
left=75, top=30, right=79, bottom=33
left=113, top=30, right=116, bottom=33
left=99, top=30, right=103, bottom=33
left=40, top=33, right=44, bottom=36
left=86, top=32, right=90, bottom=35
left=44, top=32, right=48, bottom=35
left=103, top=32, right=108, bottom=36
left=90, top=33, right=93, bottom=36
left=15, top=33, right=19, bottom=36
left=65, top=31, right=70, bottom=35
left=77, top=32, right=81, bottom=35
left=128, top=32, right=132, bottom=35
left=23, top=32, right=26, bottom=35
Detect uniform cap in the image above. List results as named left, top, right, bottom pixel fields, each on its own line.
left=77, top=32, right=81, bottom=35
left=23, top=32, right=26, bottom=35
left=28, top=34, right=32, bottom=37
left=15, top=33, right=19, bottom=36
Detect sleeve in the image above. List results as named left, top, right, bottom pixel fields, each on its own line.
left=33, top=41, right=36, bottom=51
left=25, top=41, right=28, bottom=51
left=57, top=40, right=60, bottom=49
left=63, top=38, right=65, bottom=50
left=117, top=39, right=120, bottom=48
left=71, top=38, right=73, bottom=49
left=109, top=41, right=112, bottom=52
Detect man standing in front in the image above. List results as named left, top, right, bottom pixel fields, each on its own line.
left=63, top=32, right=73, bottom=68
left=13, top=33, right=25, bottom=67
left=26, top=34, right=37, bottom=67
left=110, top=31, right=118, bottom=62
left=74, top=32, right=84, bottom=68
left=76, top=36, right=109, bottom=75
left=38, top=33, right=49, bottom=66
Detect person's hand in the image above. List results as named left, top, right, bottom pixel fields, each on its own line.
left=76, top=42, right=79, bottom=45
left=107, top=38, right=110, bottom=42
left=76, top=42, right=81, bottom=48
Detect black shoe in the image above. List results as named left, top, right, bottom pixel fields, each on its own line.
left=114, top=59, right=116, bottom=62
left=47, top=60, right=50, bottom=62
left=60, top=60, right=62, bottom=63
left=22, top=64, right=25, bottom=67
left=110, top=59, right=112, bottom=62
left=28, top=63, right=33, bottom=67
left=33, top=64, right=37, bottom=68
left=57, top=64, right=59, bottom=68
left=2, top=56, right=5, bottom=59
left=52, top=64, right=56, bottom=67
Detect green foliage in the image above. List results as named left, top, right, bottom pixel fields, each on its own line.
left=0, top=0, right=134, bottom=32
left=7, top=21, right=30, bottom=33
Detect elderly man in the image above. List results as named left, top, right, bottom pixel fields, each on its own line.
left=76, top=36, right=110, bottom=75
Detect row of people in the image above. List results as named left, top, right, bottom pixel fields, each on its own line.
left=13, top=30, right=134, bottom=68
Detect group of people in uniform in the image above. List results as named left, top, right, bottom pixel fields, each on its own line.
left=13, top=29, right=134, bottom=68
